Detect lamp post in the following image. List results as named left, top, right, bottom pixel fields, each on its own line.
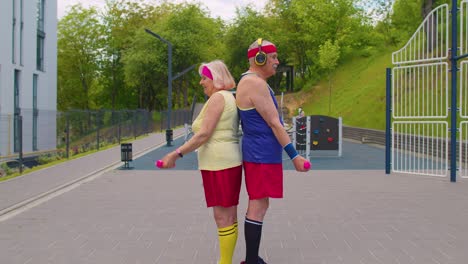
left=145, top=28, right=173, bottom=146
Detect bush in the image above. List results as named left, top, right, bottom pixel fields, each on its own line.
left=0, top=163, right=13, bottom=177
left=37, top=154, right=61, bottom=165
left=358, top=46, right=375, bottom=58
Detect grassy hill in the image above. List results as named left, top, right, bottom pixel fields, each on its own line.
left=284, top=47, right=394, bottom=131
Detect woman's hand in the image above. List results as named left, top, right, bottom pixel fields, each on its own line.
left=159, top=151, right=179, bottom=169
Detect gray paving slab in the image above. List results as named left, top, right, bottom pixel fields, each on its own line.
left=1, top=168, right=468, bottom=264
left=0, top=129, right=185, bottom=212
left=2, top=130, right=468, bottom=264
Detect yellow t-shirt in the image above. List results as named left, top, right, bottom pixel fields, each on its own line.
left=192, top=90, right=242, bottom=170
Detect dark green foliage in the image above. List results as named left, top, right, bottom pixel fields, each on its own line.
left=58, top=0, right=438, bottom=119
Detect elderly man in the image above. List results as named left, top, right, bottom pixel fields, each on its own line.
left=236, top=38, right=310, bottom=264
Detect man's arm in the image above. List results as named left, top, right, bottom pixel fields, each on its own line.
left=245, top=77, right=291, bottom=147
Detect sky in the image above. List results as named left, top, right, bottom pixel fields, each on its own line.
left=57, top=0, right=268, bottom=21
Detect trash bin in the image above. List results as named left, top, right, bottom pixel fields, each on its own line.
left=121, top=143, right=132, bottom=162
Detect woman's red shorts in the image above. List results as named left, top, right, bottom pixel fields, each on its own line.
left=201, top=165, right=242, bottom=208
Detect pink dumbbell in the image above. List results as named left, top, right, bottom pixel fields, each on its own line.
left=304, top=161, right=311, bottom=170
left=155, top=160, right=164, bottom=168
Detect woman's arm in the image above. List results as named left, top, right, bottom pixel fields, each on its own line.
left=159, top=93, right=225, bottom=168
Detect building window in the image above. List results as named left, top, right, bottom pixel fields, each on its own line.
left=36, top=33, right=45, bottom=71
left=14, top=70, right=21, bottom=153
left=20, top=0, right=24, bottom=65
left=37, top=0, right=45, bottom=31
left=33, top=74, right=38, bottom=151
left=36, top=0, right=45, bottom=71
left=14, top=70, right=20, bottom=114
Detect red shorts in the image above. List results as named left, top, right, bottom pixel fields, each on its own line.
left=201, top=165, right=242, bottom=208
left=243, top=161, right=283, bottom=200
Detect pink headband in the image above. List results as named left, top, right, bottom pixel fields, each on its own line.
left=247, top=44, right=277, bottom=59
left=201, top=66, right=213, bottom=80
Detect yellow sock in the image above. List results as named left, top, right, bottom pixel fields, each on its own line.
left=217, top=222, right=238, bottom=264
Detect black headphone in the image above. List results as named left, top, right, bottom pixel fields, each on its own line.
left=254, top=38, right=267, bottom=66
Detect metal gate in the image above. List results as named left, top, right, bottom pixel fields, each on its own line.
left=386, top=2, right=468, bottom=181
left=459, top=1, right=468, bottom=178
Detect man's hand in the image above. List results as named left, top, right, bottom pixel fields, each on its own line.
left=292, top=155, right=311, bottom=172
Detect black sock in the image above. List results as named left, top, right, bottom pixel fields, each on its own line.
left=244, top=217, right=263, bottom=264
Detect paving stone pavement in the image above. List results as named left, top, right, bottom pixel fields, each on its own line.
left=2, top=131, right=468, bottom=263
left=0, top=129, right=184, bottom=214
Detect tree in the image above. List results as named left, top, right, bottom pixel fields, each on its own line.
left=98, top=0, right=147, bottom=110
left=56, top=0, right=388, bottom=113
left=166, top=3, right=224, bottom=107
left=265, top=0, right=369, bottom=83
left=318, top=40, right=340, bottom=115
left=224, top=7, right=271, bottom=79
left=122, top=2, right=223, bottom=110
left=58, top=5, right=104, bottom=110
left=391, top=0, right=424, bottom=44
left=358, top=0, right=399, bottom=46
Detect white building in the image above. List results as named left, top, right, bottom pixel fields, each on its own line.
left=0, top=0, right=57, bottom=158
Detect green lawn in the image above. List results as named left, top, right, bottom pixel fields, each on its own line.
left=302, top=48, right=394, bottom=131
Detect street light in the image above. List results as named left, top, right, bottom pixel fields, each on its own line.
left=145, top=28, right=173, bottom=146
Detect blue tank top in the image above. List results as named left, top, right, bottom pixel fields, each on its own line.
left=238, top=74, right=283, bottom=164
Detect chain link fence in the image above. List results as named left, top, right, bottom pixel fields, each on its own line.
left=0, top=108, right=192, bottom=168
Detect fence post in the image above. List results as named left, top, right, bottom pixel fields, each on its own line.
left=8, top=114, right=12, bottom=156
left=118, top=111, right=121, bottom=144
left=338, top=117, right=343, bottom=157
left=66, top=113, right=70, bottom=159
left=386, top=68, right=392, bottom=174
left=145, top=110, right=150, bottom=134
left=160, top=111, right=164, bottom=132
left=96, top=110, right=100, bottom=150
left=133, top=111, right=137, bottom=139
left=18, top=115, right=23, bottom=174
left=450, top=0, right=458, bottom=182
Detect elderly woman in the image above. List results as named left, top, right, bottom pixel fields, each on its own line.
left=159, top=60, right=241, bottom=264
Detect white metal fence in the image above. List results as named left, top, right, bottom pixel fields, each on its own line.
left=460, top=0, right=468, bottom=55
left=461, top=122, right=468, bottom=178
left=458, top=60, right=468, bottom=178
left=392, top=121, right=448, bottom=177
left=392, top=4, right=449, bottom=65
left=461, top=61, right=468, bottom=118
left=392, top=62, right=449, bottom=119
left=390, top=4, right=452, bottom=177
left=460, top=1, right=468, bottom=178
